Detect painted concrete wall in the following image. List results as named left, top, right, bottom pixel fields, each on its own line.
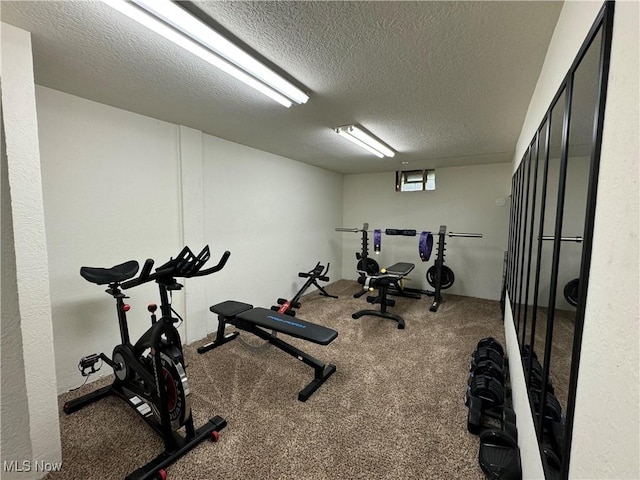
left=0, top=23, right=61, bottom=478
left=1, top=92, right=35, bottom=480
left=34, top=86, right=343, bottom=394
left=36, top=86, right=184, bottom=394
left=201, top=134, right=344, bottom=315
left=341, top=163, right=512, bottom=300
left=507, top=1, right=640, bottom=478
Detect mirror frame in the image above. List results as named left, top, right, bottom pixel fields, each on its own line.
left=504, top=2, right=614, bottom=478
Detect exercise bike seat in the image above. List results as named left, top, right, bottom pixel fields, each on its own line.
left=236, top=307, right=338, bottom=346
left=80, top=260, right=139, bottom=285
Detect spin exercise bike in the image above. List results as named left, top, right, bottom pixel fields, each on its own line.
left=63, top=245, right=229, bottom=480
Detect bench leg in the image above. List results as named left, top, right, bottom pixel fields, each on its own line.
left=197, top=317, right=239, bottom=354
left=299, top=363, right=337, bottom=402
left=352, top=309, right=406, bottom=329
left=248, top=327, right=336, bottom=401
left=352, top=285, right=406, bottom=329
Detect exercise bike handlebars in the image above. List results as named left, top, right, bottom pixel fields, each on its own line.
left=192, top=250, right=231, bottom=276
left=121, top=246, right=230, bottom=290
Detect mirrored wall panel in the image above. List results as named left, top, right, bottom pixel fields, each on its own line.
left=504, top=3, right=614, bottom=478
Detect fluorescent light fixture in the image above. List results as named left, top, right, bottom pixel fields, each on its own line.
left=335, top=125, right=395, bottom=158
left=104, top=0, right=309, bottom=108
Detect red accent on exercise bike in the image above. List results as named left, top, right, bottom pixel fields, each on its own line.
left=122, top=304, right=131, bottom=312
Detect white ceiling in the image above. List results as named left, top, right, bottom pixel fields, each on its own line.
left=1, top=1, right=563, bottom=174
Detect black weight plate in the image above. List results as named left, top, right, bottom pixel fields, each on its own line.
left=471, top=360, right=505, bottom=384
left=469, top=376, right=505, bottom=408
left=563, top=278, right=580, bottom=307
left=471, top=347, right=504, bottom=371
left=357, top=258, right=380, bottom=275
left=426, top=265, right=455, bottom=289
left=477, top=337, right=505, bottom=357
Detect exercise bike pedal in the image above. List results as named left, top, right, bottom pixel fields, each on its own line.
left=79, top=353, right=102, bottom=376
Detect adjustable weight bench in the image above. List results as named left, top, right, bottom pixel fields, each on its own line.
left=353, top=262, right=420, bottom=329
left=198, top=301, right=337, bottom=402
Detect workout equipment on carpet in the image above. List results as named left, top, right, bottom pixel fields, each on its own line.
left=465, top=337, right=522, bottom=480
left=197, top=265, right=338, bottom=401
left=425, top=225, right=482, bottom=311
left=352, top=262, right=419, bottom=329
left=64, top=245, right=229, bottom=480
left=272, top=262, right=338, bottom=316
left=336, top=223, right=482, bottom=312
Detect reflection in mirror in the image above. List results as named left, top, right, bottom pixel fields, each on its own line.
left=520, top=89, right=566, bottom=477
left=524, top=123, right=548, bottom=353
left=516, top=149, right=532, bottom=340
left=545, top=25, right=603, bottom=475
left=507, top=4, right=613, bottom=478
left=519, top=138, right=538, bottom=348
left=507, top=175, right=517, bottom=296
left=530, top=89, right=565, bottom=406
left=510, top=167, right=524, bottom=303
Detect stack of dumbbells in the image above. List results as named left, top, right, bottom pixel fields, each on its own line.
left=522, top=346, right=564, bottom=480
left=466, top=337, right=522, bottom=480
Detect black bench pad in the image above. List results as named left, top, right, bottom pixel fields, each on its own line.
left=236, top=307, right=338, bottom=346
left=384, top=262, right=415, bottom=276
left=210, top=300, right=253, bottom=318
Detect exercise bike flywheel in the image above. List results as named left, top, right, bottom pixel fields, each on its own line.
left=149, top=352, right=192, bottom=431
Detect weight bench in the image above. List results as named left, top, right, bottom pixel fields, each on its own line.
left=353, top=262, right=419, bottom=329
left=198, top=301, right=338, bottom=402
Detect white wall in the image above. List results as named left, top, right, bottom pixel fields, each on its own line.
left=34, top=86, right=343, bottom=394
left=507, top=1, right=640, bottom=478
left=201, top=134, right=344, bottom=312
left=570, top=0, right=639, bottom=477
left=36, top=86, right=184, bottom=393
left=1, top=92, right=35, bottom=480
left=341, top=163, right=511, bottom=300
left=1, top=23, right=61, bottom=478
left=504, top=295, right=546, bottom=480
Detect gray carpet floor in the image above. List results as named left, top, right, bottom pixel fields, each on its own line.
left=50, top=280, right=506, bottom=480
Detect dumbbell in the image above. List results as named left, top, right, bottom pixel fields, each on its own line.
left=469, top=359, right=505, bottom=384
left=470, top=346, right=504, bottom=373
left=530, top=390, right=563, bottom=424
left=476, top=337, right=504, bottom=357
left=466, top=375, right=506, bottom=433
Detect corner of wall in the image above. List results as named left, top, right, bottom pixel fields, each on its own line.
left=1, top=21, right=62, bottom=470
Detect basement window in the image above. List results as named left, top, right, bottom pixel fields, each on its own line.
left=395, top=169, right=435, bottom=192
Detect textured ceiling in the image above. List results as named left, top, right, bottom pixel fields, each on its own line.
left=1, top=1, right=563, bottom=174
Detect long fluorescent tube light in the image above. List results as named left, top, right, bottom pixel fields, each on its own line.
left=104, top=0, right=309, bottom=108
left=335, top=125, right=395, bottom=158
